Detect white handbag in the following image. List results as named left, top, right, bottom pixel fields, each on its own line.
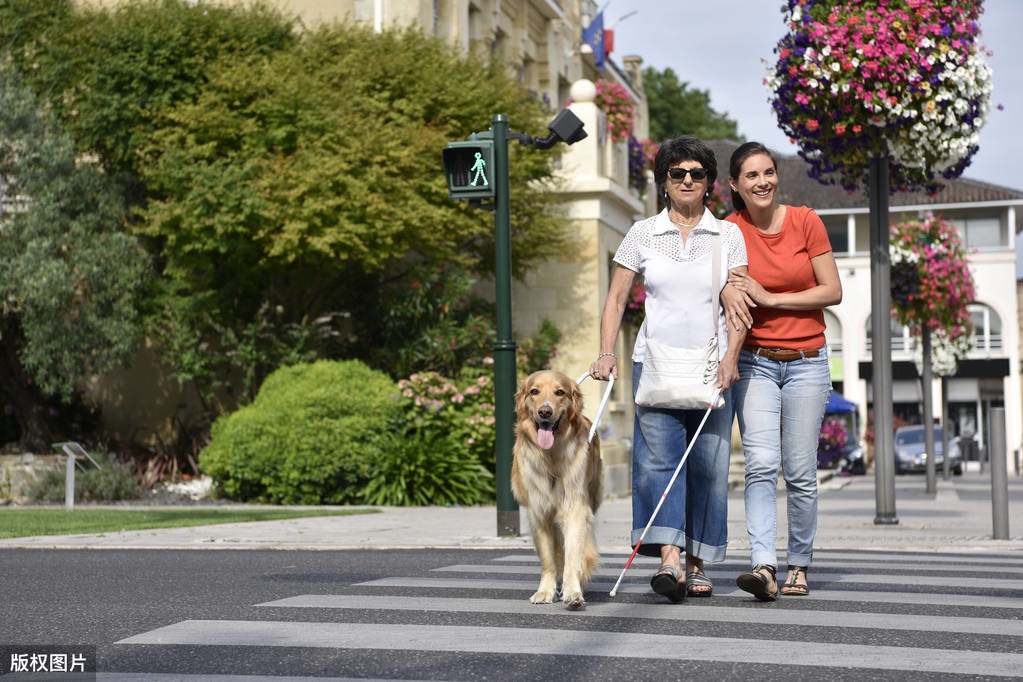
left=634, top=233, right=725, bottom=410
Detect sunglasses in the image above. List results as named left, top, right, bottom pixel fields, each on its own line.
left=667, top=167, right=708, bottom=181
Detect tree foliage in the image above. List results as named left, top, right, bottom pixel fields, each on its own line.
left=0, top=1, right=570, bottom=443
left=0, top=0, right=297, bottom=179
left=138, top=24, right=567, bottom=398
left=643, top=66, right=743, bottom=143
left=0, top=75, right=149, bottom=449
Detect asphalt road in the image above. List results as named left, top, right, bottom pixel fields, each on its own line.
left=2, top=545, right=1022, bottom=680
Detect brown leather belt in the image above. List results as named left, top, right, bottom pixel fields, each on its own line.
left=743, top=345, right=820, bottom=361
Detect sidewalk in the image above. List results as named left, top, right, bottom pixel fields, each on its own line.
left=1, top=472, right=1020, bottom=554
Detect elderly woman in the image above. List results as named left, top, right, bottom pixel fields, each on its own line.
left=590, top=136, right=747, bottom=602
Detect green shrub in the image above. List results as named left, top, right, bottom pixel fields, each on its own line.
left=200, top=359, right=402, bottom=504
left=363, top=431, right=494, bottom=506
left=27, top=451, right=142, bottom=503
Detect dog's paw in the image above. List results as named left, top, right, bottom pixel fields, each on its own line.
left=562, top=590, right=585, bottom=610
left=529, top=588, right=557, bottom=604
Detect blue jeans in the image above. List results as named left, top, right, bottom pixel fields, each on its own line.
left=631, top=361, right=734, bottom=562
left=735, top=346, right=831, bottom=569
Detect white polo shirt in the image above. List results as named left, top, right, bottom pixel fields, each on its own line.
left=614, top=208, right=747, bottom=362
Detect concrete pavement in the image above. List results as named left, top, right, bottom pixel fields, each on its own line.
left=1, top=472, right=1020, bottom=554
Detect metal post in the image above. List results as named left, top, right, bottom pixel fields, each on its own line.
left=65, top=453, right=75, bottom=511
left=989, top=407, right=1009, bottom=540
left=491, top=113, right=519, bottom=537
left=922, top=328, right=936, bottom=493
left=941, top=375, right=951, bottom=480
left=869, top=154, right=898, bottom=524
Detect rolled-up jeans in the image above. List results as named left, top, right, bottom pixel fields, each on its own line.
left=631, top=361, right=734, bottom=562
left=735, top=346, right=831, bottom=569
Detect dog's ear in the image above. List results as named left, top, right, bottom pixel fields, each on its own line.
left=570, top=380, right=585, bottom=429
left=514, top=377, right=529, bottom=417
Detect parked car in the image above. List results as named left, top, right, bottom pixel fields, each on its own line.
left=894, top=425, right=963, bottom=475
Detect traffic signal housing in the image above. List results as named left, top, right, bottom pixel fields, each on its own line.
left=442, top=140, right=495, bottom=200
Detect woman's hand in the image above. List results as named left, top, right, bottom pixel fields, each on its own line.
left=728, top=270, right=773, bottom=307
left=590, top=354, right=618, bottom=381
left=717, top=357, right=739, bottom=391
left=721, top=282, right=754, bottom=330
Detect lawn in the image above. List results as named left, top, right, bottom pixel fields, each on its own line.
left=0, top=507, right=379, bottom=539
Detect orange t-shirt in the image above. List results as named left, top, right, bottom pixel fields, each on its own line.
left=726, top=205, right=832, bottom=350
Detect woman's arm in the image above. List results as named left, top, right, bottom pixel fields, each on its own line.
left=718, top=293, right=748, bottom=390
left=727, top=251, right=842, bottom=310
left=721, top=266, right=755, bottom=330
left=590, top=265, right=636, bottom=380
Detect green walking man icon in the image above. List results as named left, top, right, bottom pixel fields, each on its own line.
left=470, top=151, right=488, bottom=187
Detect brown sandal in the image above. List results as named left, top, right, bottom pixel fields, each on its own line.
left=736, top=563, right=777, bottom=602
left=780, top=566, right=809, bottom=596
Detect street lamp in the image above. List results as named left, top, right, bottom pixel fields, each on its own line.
left=443, top=109, right=586, bottom=536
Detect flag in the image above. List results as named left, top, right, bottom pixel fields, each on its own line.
left=582, top=12, right=605, bottom=69
left=604, top=28, right=614, bottom=56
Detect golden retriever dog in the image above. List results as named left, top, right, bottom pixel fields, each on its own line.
left=512, top=370, right=602, bottom=609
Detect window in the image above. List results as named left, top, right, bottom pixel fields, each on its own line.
left=865, top=316, right=910, bottom=353
left=968, top=303, right=1002, bottom=353
left=822, top=215, right=848, bottom=254
left=951, top=216, right=1005, bottom=248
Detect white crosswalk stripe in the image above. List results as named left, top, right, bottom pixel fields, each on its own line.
left=115, top=549, right=1023, bottom=679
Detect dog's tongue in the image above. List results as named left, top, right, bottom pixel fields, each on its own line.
left=537, top=427, right=555, bottom=450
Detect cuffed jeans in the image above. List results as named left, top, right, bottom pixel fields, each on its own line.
left=631, top=361, right=734, bottom=562
left=735, top=346, right=831, bottom=569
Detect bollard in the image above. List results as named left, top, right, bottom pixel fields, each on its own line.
left=65, top=452, right=75, bottom=511
left=989, top=407, right=1009, bottom=540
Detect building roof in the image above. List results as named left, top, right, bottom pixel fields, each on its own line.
left=705, top=139, right=1023, bottom=212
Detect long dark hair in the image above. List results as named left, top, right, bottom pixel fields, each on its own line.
left=728, top=141, right=777, bottom=212
left=654, top=136, right=717, bottom=206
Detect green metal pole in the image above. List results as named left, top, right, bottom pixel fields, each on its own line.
left=492, top=113, right=519, bottom=537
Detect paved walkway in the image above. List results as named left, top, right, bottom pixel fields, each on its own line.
left=2, top=472, right=1020, bottom=554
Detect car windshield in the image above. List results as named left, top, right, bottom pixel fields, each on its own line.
left=895, top=426, right=944, bottom=444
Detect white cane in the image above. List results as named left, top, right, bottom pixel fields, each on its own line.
left=608, top=389, right=722, bottom=598
left=576, top=371, right=615, bottom=444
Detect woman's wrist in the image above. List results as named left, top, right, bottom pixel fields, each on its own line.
left=597, top=352, right=617, bottom=360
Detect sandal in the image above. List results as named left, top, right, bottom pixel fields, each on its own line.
left=780, top=566, right=809, bottom=596
left=650, top=564, right=685, bottom=603
left=736, top=563, right=778, bottom=602
left=685, top=568, right=713, bottom=597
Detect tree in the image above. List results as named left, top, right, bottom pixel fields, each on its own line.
left=0, top=0, right=296, bottom=181
left=0, top=75, right=150, bottom=450
left=138, top=24, right=567, bottom=405
left=643, top=67, right=742, bottom=143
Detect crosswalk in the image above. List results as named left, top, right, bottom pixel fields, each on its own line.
left=114, top=549, right=1023, bottom=679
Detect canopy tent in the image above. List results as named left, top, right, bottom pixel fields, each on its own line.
left=826, top=390, right=857, bottom=414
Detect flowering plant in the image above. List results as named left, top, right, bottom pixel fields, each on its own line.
left=398, top=369, right=497, bottom=471
left=594, top=78, right=635, bottom=142
left=627, top=137, right=659, bottom=194
left=767, top=0, right=992, bottom=192
left=889, top=214, right=974, bottom=340
left=818, top=415, right=850, bottom=468
left=706, top=179, right=733, bottom=219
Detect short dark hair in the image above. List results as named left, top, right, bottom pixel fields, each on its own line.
left=728, top=141, right=777, bottom=212
left=653, top=136, right=718, bottom=205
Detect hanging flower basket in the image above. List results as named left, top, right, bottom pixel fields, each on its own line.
left=890, top=214, right=974, bottom=339
left=767, top=0, right=993, bottom=192
left=594, top=78, right=636, bottom=142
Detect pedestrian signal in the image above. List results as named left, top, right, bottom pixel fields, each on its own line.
left=442, top=141, right=495, bottom=200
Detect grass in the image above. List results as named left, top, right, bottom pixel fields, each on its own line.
left=0, top=507, right=379, bottom=539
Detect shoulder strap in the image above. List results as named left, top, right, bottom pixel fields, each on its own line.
left=710, top=231, right=720, bottom=345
